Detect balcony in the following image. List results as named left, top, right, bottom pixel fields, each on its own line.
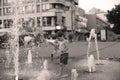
left=42, top=26, right=56, bottom=30
left=37, top=0, right=65, bottom=5
left=20, top=0, right=35, bottom=5
left=47, top=8, right=65, bottom=13
left=3, top=2, right=14, bottom=6
left=3, top=11, right=14, bottom=16
left=49, top=0, right=65, bottom=4
left=42, top=26, right=64, bottom=31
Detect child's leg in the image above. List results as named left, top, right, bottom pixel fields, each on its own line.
left=51, top=53, right=54, bottom=61
left=92, top=64, right=96, bottom=72
left=60, top=64, right=64, bottom=75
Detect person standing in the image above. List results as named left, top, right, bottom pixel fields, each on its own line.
left=68, top=34, right=73, bottom=43
left=5, top=47, right=11, bottom=68
left=55, top=32, right=69, bottom=76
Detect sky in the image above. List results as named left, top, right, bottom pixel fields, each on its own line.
left=79, top=0, right=120, bottom=12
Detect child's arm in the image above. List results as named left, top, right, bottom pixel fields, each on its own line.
left=46, top=39, right=58, bottom=47
left=62, top=40, right=69, bottom=53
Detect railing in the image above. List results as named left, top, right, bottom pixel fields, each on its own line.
left=3, top=2, right=14, bottom=6
left=21, top=0, right=35, bottom=4
left=37, top=0, right=65, bottom=4
left=3, top=12, right=14, bottom=16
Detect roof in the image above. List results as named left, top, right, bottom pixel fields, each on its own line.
left=96, top=13, right=110, bottom=26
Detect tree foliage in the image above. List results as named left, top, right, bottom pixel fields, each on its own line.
left=106, top=4, right=120, bottom=34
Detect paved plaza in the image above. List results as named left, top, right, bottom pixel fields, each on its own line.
left=18, top=41, right=120, bottom=59
left=0, top=41, right=120, bottom=80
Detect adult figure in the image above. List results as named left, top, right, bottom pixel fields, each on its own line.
left=68, top=33, right=73, bottom=43
left=5, top=47, right=11, bottom=68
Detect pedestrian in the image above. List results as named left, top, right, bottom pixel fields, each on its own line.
left=68, top=34, right=73, bottom=43
left=5, top=47, right=12, bottom=68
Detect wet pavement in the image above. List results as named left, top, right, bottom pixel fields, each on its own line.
left=0, top=58, right=120, bottom=80
left=0, top=42, right=120, bottom=80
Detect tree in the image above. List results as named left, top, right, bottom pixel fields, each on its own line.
left=106, top=4, right=120, bottom=34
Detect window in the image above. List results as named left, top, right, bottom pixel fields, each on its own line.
left=42, top=4, right=51, bottom=11
left=56, top=12, right=62, bottom=26
left=3, top=7, right=14, bottom=15
left=65, top=6, right=70, bottom=11
left=36, top=0, right=40, bottom=2
left=19, top=6, right=25, bottom=14
left=8, top=0, right=13, bottom=3
left=54, top=17, right=57, bottom=26
left=37, top=17, right=41, bottom=27
left=25, top=5, right=35, bottom=13
left=46, top=4, right=51, bottom=9
left=62, top=17, right=65, bottom=26
left=3, top=0, right=7, bottom=4
left=0, top=20, right=2, bottom=29
left=4, top=19, right=13, bottom=28
left=43, top=17, right=47, bottom=26
left=37, top=17, right=54, bottom=27
left=43, top=0, right=49, bottom=2
left=42, top=4, right=46, bottom=11
left=47, top=17, right=52, bottom=26
left=37, top=0, right=49, bottom=2
left=52, top=4, right=64, bottom=10
left=29, top=18, right=35, bottom=27
left=22, top=18, right=35, bottom=29
left=22, top=0, right=34, bottom=3
left=37, top=5, right=40, bottom=12
left=0, top=0, right=1, bottom=6
left=27, top=0, right=34, bottom=3
left=3, top=0, right=14, bottom=6
left=42, top=17, right=52, bottom=26
left=0, top=8, right=2, bottom=16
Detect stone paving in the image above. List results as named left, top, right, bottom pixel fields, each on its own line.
left=0, top=42, right=120, bottom=80
left=0, top=58, right=120, bottom=80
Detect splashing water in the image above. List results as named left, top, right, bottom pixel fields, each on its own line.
left=27, top=49, right=32, bottom=64
left=36, top=59, right=52, bottom=80
left=43, top=59, right=48, bottom=69
left=88, top=54, right=96, bottom=73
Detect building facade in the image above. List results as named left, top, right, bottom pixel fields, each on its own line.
left=86, top=10, right=117, bottom=41
left=74, top=7, right=88, bottom=41
left=0, top=0, right=79, bottom=35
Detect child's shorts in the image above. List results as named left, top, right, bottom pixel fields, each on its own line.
left=60, top=53, right=69, bottom=65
